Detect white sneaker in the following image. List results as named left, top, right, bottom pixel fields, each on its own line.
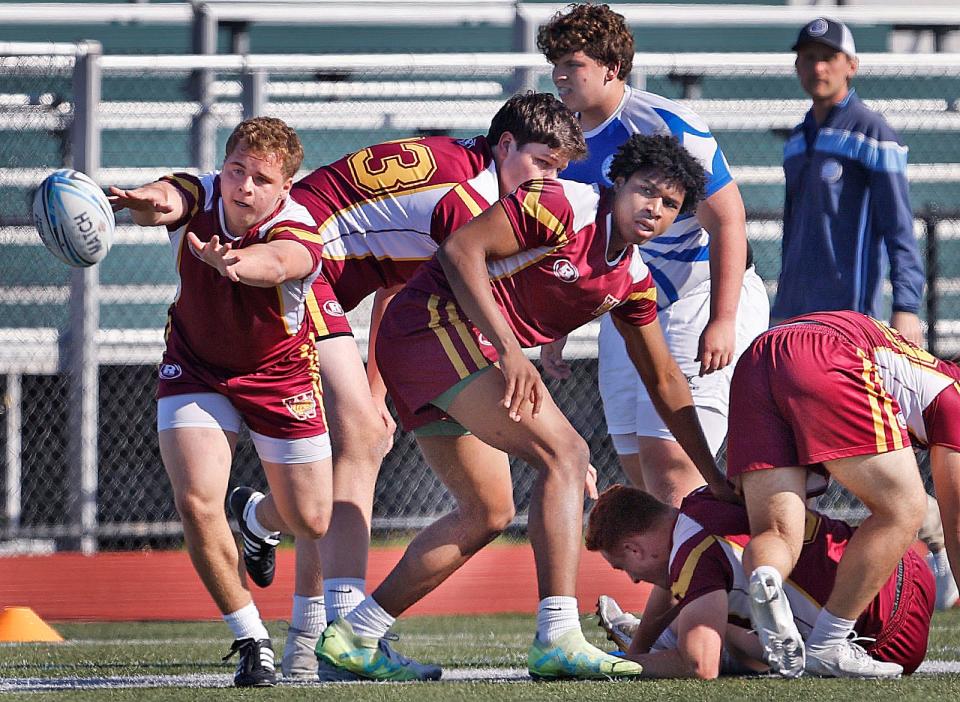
left=748, top=571, right=805, bottom=678
left=926, top=552, right=960, bottom=610
left=280, top=627, right=319, bottom=681
left=595, top=595, right=641, bottom=652
left=805, top=635, right=902, bottom=679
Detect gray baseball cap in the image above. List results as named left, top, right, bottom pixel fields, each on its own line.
left=792, top=17, right=857, bottom=58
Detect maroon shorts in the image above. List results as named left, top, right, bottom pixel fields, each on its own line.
left=157, top=332, right=327, bottom=440
left=858, top=548, right=934, bottom=674
left=308, top=272, right=353, bottom=340
left=727, top=323, right=910, bottom=486
left=376, top=288, right=498, bottom=431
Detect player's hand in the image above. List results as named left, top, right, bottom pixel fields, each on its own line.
left=499, top=346, right=544, bottom=422
left=540, top=336, right=571, bottom=380
left=584, top=463, right=599, bottom=500
left=891, top=310, right=923, bottom=347
left=188, top=232, right=241, bottom=281
left=107, top=185, right=174, bottom=214
left=697, top=318, right=736, bottom=376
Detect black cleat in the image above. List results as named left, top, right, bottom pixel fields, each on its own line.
left=223, top=637, right=276, bottom=687
left=228, top=486, right=279, bottom=588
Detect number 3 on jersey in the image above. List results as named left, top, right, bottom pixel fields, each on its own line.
left=348, top=140, right=438, bottom=195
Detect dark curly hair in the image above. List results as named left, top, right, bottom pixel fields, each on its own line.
left=585, top=484, right=670, bottom=554
left=608, top=134, right=708, bottom=213
left=487, top=92, right=587, bottom=162
left=537, top=3, right=635, bottom=81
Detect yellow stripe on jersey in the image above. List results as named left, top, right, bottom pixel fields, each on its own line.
left=882, top=391, right=905, bottom=450
left=165, top=174, right=202, bottom=219
left=444, top=301, right=489, bottom=369
left=671, top=535, right=716, bottom=600
left=301, top=333, right=326, bottom=429
left=625, top=288, right=658, bottom=305
left=858, top=350, right=889, bottom=453
left=452, top=183, right=484, bottom=218
left=268, top=225, right=324, bottom=244
left=305, top=288, right=331, bottom=338
left=520, top=185, right=567, bottom=245
left=802, top=511, right=821, bottom=544
left=427, top=295, right=469, bottom=379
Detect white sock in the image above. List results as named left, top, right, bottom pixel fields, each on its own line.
left=807, top=608, right=856, bottom=650
left=932, top=549, right=951, bottom=575
left=244, top=491, right=280, bottom=543
left=223, top=601, right=270, bottom=641
left=324, top=577, right=366, bottom=622
left=291, top=595, right=326, bottom=636
left=344, top=596, right=395, bottom=640
left=750, top=565, right=783, bottom=588
left=536, top=596, right=580, bottom=643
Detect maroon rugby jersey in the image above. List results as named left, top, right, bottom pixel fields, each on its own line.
left=407, top=178, right=659, bottom=347
left=778, top=311, right=960, bottom=449
left=670, top=489, right=879, bottom=636
left=161, top=172, right=323, bottom=374
left=292, top=136, right=492, bottom=313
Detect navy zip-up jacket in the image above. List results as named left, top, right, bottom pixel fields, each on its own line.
left=772, top=90, right=924, bottom=320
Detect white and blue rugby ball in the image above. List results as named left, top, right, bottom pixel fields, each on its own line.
left=33, top=169, right=115, bottom=267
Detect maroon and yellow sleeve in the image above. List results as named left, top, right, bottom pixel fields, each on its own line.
left=267, top=219, right=326, bottom=270
left=159, top=172, right=204, bottom=231
left=499, top=178, right=575, bottom=250
left=669, top=536, right=733, bottom=609
left=431, top=181, right=487, bottom=244
left=611, top=268, right=659, bottom=327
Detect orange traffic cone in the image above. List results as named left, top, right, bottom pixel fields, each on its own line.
left=0, top=607, right=63, bottom=642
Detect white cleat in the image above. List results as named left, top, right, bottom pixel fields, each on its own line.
left=595, top=595, right=641, bottom=652
left=926, top=552, right=959, bottom=611
left=805, top=635, right=902, bottom=679
left=748, top=571, right=805, bottom=678
left=280, top=627, right=319, bottom=681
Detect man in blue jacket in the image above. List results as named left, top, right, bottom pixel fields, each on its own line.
left=774, top=18, right=924, bottom=346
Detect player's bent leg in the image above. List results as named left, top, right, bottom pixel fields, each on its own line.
left=316, top=336, right=392, bottom=587
left=740, top=466, right=808, bottom=678
left=802, top=448, right=923, bottom=679
left=443, top=368, right=642, bottom=680
left=160, top=426, right=249, bottom=614
left=257, top=452, right=334, bottom=541
left=371, top=433, right=515, bottom=616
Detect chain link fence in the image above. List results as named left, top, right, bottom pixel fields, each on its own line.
left=1, top=49, right=959, bottom=550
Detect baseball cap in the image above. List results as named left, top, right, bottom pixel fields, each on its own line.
left=792, top=18, right=857, bottom=58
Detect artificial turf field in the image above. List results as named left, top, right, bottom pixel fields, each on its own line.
left=3, top=611, right=960, bottom=700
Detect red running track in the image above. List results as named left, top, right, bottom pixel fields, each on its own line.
left=0, top=545, right=650, bottom=621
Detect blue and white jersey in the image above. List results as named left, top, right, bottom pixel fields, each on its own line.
left=773, top=90, right=923, bottom=320
left=562, top=86, right=733, bottom=309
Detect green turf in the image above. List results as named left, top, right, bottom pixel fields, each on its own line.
left=2, top=612, right=960, bottom=700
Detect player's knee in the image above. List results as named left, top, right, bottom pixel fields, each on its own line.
left=333, top=413, right=392, bottom=463
left=174, top=491, right=222, bottom=527
left=283, top=506, right=331, bottom=540
left=543, top=434, right=591, bottom=481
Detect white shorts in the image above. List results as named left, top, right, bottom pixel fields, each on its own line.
left=599, top=266, right=769, bottom=454
left=157, top=393, right=332, bottom=464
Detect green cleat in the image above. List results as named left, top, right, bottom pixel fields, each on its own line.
left=528, top=628, right=644, bottom=681
left=315, top=618, right=442, bottom=682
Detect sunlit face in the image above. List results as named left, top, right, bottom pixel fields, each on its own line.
left=219, top=142, right=292, bottom=235
left=795, top=43, right=857, bottom=105
left=550, top=50, right=619, bottom=117
left=610, top=169, right=686, bottom=251
left=601, top=544, right=648, bottom=585
left=495, top=134, right=569, bottom=196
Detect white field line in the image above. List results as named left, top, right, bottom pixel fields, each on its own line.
left=2, top=661, right=960, bottom=691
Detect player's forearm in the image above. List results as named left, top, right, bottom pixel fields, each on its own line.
left=229, top=243, right=312, bottom=287
left=129, top=182, right=183, bottom=227
left=437, top=245, right=520, bottom=357
left=631, top=648, right=705, bottom=679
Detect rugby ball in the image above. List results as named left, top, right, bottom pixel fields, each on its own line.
left=33, top=169, right=115, bottom=267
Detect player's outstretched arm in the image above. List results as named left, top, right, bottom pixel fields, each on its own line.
left=187, top=233, right=314, bottom=287
left=632, top=591, right=727, bottom=679
left=107, top=181, right=185, bottom=227
left=438, top=204, right=542, bottom=421
left=696, top=182, right=747, bottom=376
left=615, top=315, right=736, bottom=502
left=539, top=336, right=571, bottom=380
left=366, top=285, right=402, bottom=442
